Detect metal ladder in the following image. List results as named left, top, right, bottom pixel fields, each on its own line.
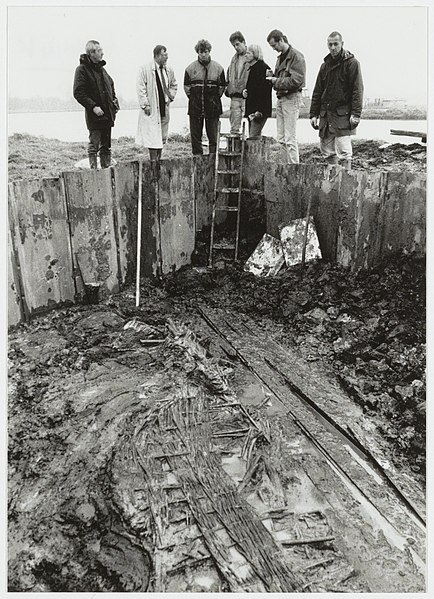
left=209, top=121, right=246, bottom=267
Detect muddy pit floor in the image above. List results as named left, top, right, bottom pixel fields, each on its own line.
left=8, top=253, right=425, bottom=592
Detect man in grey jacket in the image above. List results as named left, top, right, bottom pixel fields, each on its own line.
left=226, top=31, right=248, bottom=134
left=267, top=29, right=306, bottom=163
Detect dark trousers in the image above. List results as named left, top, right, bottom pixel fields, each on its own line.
left=189, top=115, right=219, bottom=155
left=88, top=127, right=112, bottom=160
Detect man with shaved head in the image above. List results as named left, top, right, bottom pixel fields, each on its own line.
left=309, top=31, right=364, bottom=170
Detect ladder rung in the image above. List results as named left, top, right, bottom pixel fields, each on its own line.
left=217, top=170, right=240, bottom=175
left=215, top=206, right=239, bottom=212
left=219, top=151, right=241, bottom=156
left=213, top=243, right=236, bottom=250
left=218, top=187, right=240, bottom=193
left=241, top=188, right=265, bottom=196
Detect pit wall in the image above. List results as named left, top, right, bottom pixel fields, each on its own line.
left=8, top=140, right=425, bottom=327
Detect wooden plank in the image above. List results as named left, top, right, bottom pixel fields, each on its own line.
left=140, top=161, right=160, bottom=277
left=63, top=168, right=119, bottom=296
left=390, top=129, right=426, bottom=141
left=159, top=159, right=195, bottom=274
left=112, top=161, right=139, bottom=285
left=379, top=171, right=426, bottom=257
left=8, top=227, right=24, bottom=326
left=193, top=155, right=214, bottom=232
left=8, top=177, right=75, bottom=315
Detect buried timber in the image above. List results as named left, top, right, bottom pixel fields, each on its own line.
left=8, top=252, right=425, bottom=592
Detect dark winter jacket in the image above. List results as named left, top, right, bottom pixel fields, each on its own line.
left=184, top=59, right=226, bottom=117
left=272, top=45, right=306, bottom=98
left=309, top=49, right=364, bottom=138
left=73, top=54, right=119, bottom=131
left=244, top=59, right=272, bottom=118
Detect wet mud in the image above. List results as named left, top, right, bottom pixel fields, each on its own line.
left=8, top=251, right=425, bottom=592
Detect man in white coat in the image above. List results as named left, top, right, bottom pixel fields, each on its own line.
left=136, top=45, right=178, bottom=162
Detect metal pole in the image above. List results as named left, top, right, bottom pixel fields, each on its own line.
left=135, top=161, right=143, bottom=307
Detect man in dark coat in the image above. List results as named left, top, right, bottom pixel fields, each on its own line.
left=73, top=40, right=119, bottom=169
left=309, top=31, right=363, bottom=170
left=184, top=39, right=226, bottom=155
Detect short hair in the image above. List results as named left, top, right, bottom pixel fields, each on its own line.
left=267, top=29, right=285, bottom=43
left=85, top=40, right=100, bottom=54
left=247, top=44, right=263, bottom=61
left=195, top=39, right=212, bottom=53
left=229, top=31, right=245, bottom=44
left=328, top=31, right=343, bottom=41
left=153, top=44, right=167, bottom=57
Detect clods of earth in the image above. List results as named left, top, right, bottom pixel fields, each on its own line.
left=8, top=251, right=425, bottom=592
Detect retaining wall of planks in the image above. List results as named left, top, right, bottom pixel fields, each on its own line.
left=8, top=139, right=425, bottom=327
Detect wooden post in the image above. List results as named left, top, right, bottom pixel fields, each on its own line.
left=135, top=161, right=143, bottom=307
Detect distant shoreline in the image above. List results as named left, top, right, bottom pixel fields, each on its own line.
left=8, top=106, right=428, bottom=121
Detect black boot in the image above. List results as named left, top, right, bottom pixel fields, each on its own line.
left=88, top=155, right=98, bottom=169
left=100, top=152, right=111, bottom=168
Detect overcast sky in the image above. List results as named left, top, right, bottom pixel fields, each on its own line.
left=7, top=4, right=428, bottom=105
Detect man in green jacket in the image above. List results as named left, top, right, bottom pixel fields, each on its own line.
left=309, top=31, right=364, bottom=170
left=267, top=29, right=306, bottom=164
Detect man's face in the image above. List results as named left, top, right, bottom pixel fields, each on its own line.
left=327, top=36, right=343, bottom=58
left=156, top=49, right=168, bottom=66
left=90, top=44, right=104, bottom=63
left=198, top=49, right=211, bottom=62
left=232, top=40, right=247, bottom=55
left=268, top=38, right=285, bottom=53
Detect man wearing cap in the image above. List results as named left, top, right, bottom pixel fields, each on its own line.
left=136, top=45, right=178, bottom=162
left=267, top=29, right=306, bottom=164
left=309, top=31, right=364, bottom=170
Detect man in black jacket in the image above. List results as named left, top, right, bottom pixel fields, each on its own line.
left=309, top=32, right=363, bottom=170
left=73, top=40, right=119, bottom=169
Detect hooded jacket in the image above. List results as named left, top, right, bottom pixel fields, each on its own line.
left=73, top=54, right=119, bottom=131
left=309, top=49, right=364, bottom=138
left=184, top=59, right=226, bottom=117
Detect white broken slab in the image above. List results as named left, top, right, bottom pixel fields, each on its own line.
left=280, top=218, right=322, bottom=267
left=74, top=157, right=117, bottom=169
left=244, top=233, right=285, bottom=277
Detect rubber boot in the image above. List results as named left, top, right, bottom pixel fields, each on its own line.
left=88, top=155, right=98, bottom=169
left=100, top=152, right=111, bottom=168
left=342, top=159, right=352, bottom=171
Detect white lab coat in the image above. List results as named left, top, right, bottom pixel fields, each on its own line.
left=136, top=61, right=177, bottom=148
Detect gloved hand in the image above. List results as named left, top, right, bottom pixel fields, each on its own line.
left=310, top=117, right=319, bottom=130
left=349, top=115, right=360, bottom=128
left=242, top=89, right=248, bottom=98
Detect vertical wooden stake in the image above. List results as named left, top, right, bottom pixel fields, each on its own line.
left=135, top=161, right=143, bottom=307
left=301, top=193, right=313, bottom=268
